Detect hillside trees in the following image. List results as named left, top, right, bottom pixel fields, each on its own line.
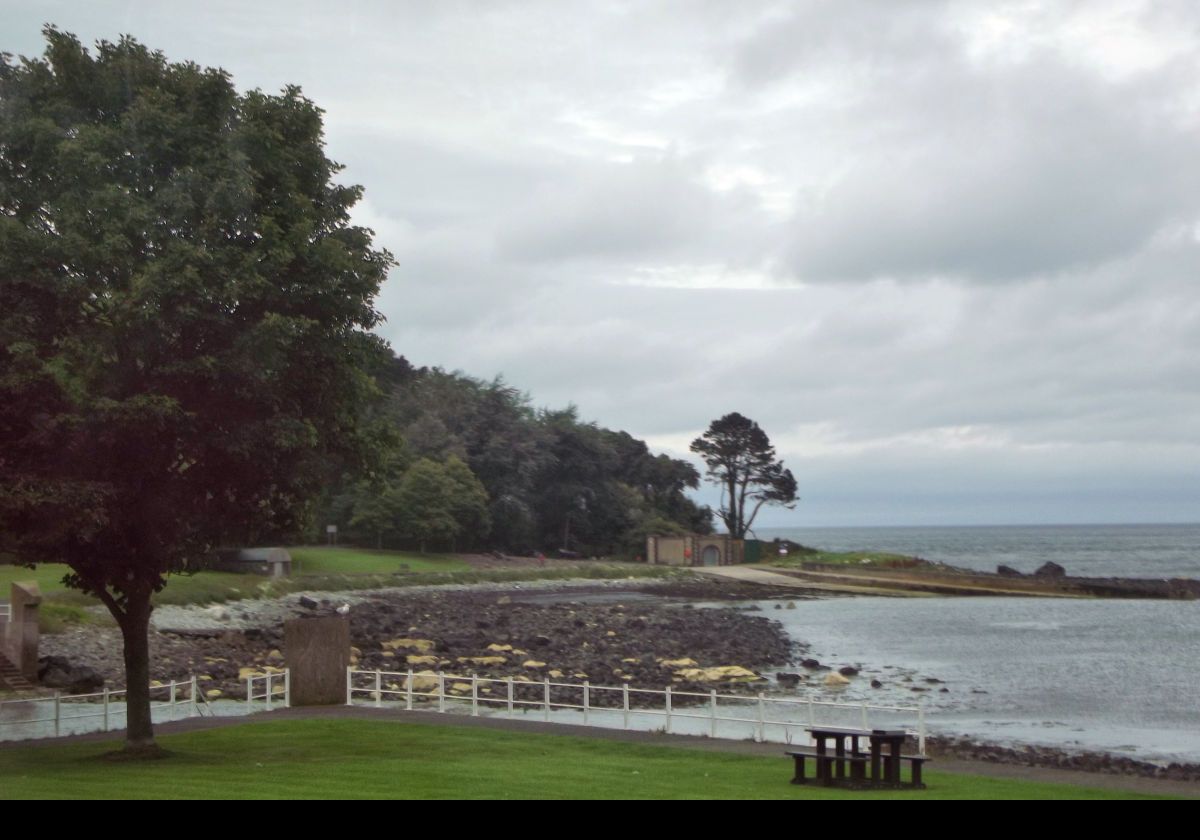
left=319, top=362, right=711, bottom=554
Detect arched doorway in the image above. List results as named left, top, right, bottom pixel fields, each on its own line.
left=701, top=545, right=721, bottom=567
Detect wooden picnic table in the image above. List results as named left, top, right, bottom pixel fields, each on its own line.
left=789, top=726, right=926, bottom=788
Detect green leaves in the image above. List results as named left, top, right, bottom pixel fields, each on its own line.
left=0, top=29, right=392, bottom=593
left=690, top=413, right=798, bottom=538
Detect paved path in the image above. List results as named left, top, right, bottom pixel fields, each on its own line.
left=5, top=705, right=1196, bottom=797
left=693, top=565, right=927, bottom=596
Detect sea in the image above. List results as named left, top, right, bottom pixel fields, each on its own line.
left=748, top=523, right=1200, bottom=764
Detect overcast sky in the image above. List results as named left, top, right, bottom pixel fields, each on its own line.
left=7, top=1, right=1200, bottom=527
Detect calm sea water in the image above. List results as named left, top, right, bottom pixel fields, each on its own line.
left=748, top=523, right=1200, bottom=763
left=756, top=523, right=1200, bottom=578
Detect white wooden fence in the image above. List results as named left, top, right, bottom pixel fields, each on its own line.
left=0, top=670, right=291, bottom=741
left=0, top=676, right=208, bottom=740
left=346, top=668, right=926, bottom=753
left=245, top=670, right=290, bottom=711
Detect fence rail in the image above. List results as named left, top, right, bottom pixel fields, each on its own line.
left=1, top=669, right=290, bottom=741
left=346, top=668, right=926, bottom=753
left=0, top=603, right=10, bottom=623
left=0, top=676, right=207, bottom=740
left=246, top=670, right=290, bottom=711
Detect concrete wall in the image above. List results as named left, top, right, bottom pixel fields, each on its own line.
left=6, top=582, right=42, bottom=680
left=647, top=535, right=744, bottom=567
left=285, top=616, right=350, bottom=706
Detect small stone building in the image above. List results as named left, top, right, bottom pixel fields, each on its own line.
left=212, top=547, right=293, bottom=577
left=645, top=534, right=744, bottom=567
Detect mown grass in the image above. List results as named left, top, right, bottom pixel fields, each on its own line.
left=0, top=718, right=1174, bottom=800
left=287, top=546, right=469, bottom=575
left=768, top=550, right=927, bottom=569
left=0, top=547, right=679, bottom=629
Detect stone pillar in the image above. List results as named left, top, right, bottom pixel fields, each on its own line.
left=7, top=582, right=42, bottom=680
left=285, top=615, right=351, bottom=706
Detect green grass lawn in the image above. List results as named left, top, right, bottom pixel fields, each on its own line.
left=287, top=546, right=468, bottom=575
left=0, top=718, right=1173, bottom=800
left=768, top=550, right=925, bottom=568
left=0, top=548, right=673, bottom=629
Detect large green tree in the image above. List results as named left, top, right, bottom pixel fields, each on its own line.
left=690, top=413, right=797, bottom=539
left=0, top=30, right=392, bottom=751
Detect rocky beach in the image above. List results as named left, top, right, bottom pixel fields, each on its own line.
left=41, top=576, right=803, bottom=703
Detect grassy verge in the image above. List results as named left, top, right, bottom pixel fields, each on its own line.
left=287, top=546, right=469, bottom=575
left=768, top=550, right=928, bottom=569
left=0, top=548, right=679, bottom=629
left=0, top=718, right=1174, bottom=800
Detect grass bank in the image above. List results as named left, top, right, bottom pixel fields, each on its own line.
left=769, top=549, right=927, bottom=568
left=0, top=718, right=1175, bottom=800
left=1, top=548, right=679, bottom=631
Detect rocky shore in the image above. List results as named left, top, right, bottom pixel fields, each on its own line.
left=41, top=576, right=801, bottom=704
left=927, top=735, right=1200, bottom=782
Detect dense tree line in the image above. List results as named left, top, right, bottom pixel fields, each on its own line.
left=316, top=353, right=712, bottom=555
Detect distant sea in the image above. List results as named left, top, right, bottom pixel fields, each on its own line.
left=746, top=523, right=1200, bottom=763
left=754, top=522, right=1200, bottom=579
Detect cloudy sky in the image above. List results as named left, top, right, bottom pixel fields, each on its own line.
left=7, top=1, right=1200, bottom=527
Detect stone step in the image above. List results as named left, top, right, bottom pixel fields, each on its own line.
left=0, top=650, right=36, bottom=692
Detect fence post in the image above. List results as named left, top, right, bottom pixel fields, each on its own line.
left=710, top=689, right=717, bottom=738
left=284, top=669, right=291, bottom=709
left=507, top=677, right=514, bottom=718
left=346, top=666, right=353, bottom=706
left=471, top=674, right=479, bottom=717
left=191, top=676, right=199, bottom=717
left=543, top=677, right=550, bottom=722
left=861, top=701, right=868, bottom=730
left=169, top=679, right=177, bottom=716
left=406, top=668, right=414, bottom=711
left=665, top=685, right=672, bottom=734
left=246, top=674, right=253, bottom=711
left=374, top=669, right=382, bottom=709
left=808, top=697, right=815, bottom=743
left=623, top=684, right=630, bottom=730
left=265, top=673, right=273, bottom=712
left=756, top=692, right=765, bottom=743
left=438, top=672, right=446, bottom=714
left=103, top=687, right=110, bottom=731
left=583, top=681, right=590, bottom=726
left=918, top=701, right=926, bottom=755
left=54, top=691, right=61, bottom=737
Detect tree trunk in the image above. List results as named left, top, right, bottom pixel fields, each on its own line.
left=117, top=592, right=157, bottom=750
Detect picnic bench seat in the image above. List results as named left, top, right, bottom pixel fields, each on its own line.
left=786, top=741, right=931, bottom=789
left=785, top=747, right=870, bottom=785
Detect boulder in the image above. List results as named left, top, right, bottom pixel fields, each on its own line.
left=382, top=638, right=436, bottom=653
left=37, top=657, right=104, bottom=694
left=674, top=665, right=762, bottom=683
left=1034, top=561, right=1066, bottom=579
left=405, top=672, right=440, bottom=693
left=823, top=673, right=850, bottom=687
left=800, top=658, right=822, bottom=670
left=838, top=666, right=859, bottom=677
left=659, top=657, right=699, bottom=669
left=996, top=565, right=1023, bottom=577
left=456, top=656, right=507, bottom=666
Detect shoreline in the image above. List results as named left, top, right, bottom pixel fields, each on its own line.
left=24, top=573, right=1200, bottom=780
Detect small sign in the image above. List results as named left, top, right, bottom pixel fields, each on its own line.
left=326, top=525, right=338, bottom=534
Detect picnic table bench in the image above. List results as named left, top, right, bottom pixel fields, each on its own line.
left=787, top=726, right=929, bottom=789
